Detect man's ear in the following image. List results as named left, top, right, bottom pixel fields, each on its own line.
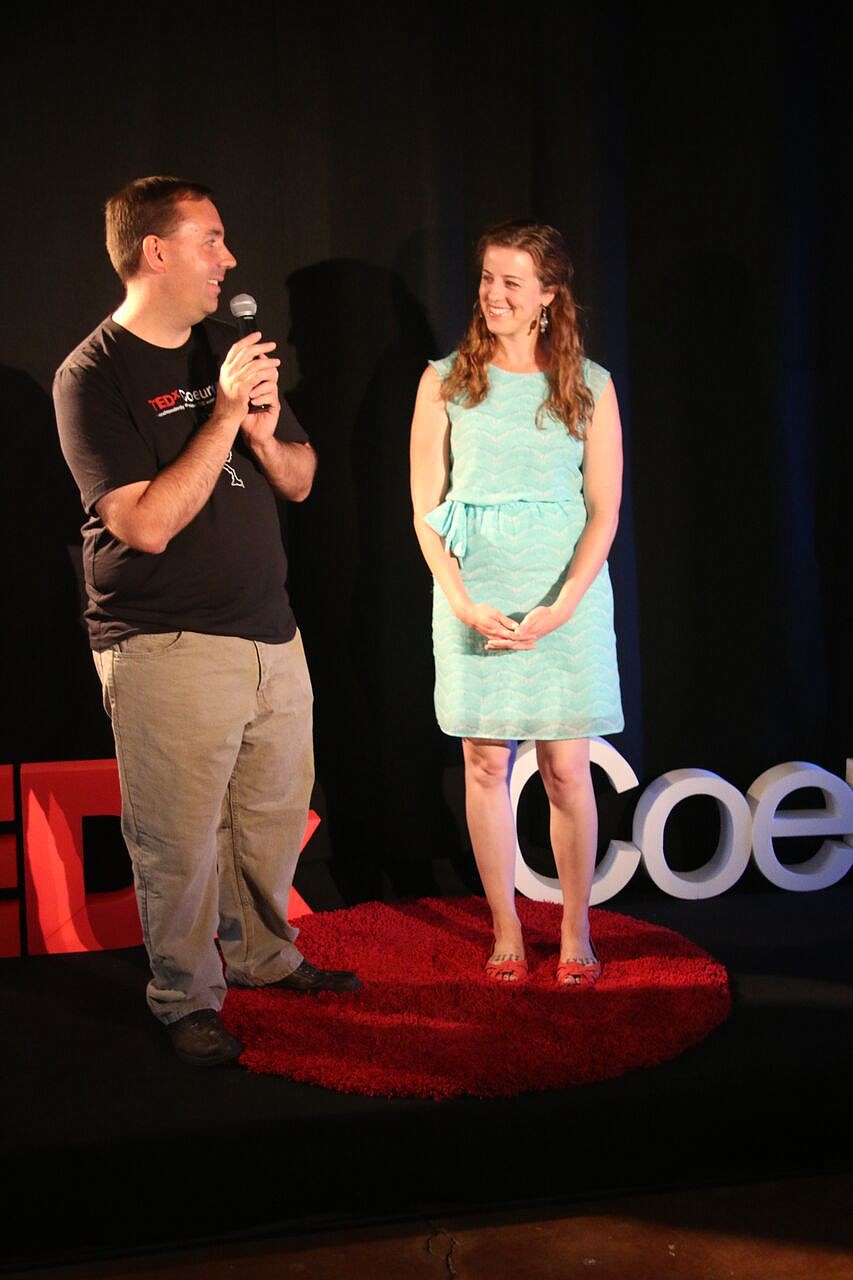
left=140, top=234, right=167, bottom=274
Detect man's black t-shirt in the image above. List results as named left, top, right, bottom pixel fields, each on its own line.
left=53, top=316, right=309, bottom=650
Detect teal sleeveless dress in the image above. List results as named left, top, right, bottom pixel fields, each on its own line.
left=425, top=355, right=623, bottom=741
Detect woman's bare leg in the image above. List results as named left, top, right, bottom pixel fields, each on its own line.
left=462, top=737, right=523, bottom=971
left=536, top=738, right=597, bottom=964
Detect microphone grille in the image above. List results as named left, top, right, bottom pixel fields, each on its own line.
left=229, top=293, right=258, bottom=320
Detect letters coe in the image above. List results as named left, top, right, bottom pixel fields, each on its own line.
left=509, top=739, right=853, bottom=903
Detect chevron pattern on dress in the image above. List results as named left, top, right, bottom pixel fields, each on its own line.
left=427, top=354, right=623, bottom=741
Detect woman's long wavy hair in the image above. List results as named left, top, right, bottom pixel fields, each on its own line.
left=441, top=220, right=593, bottom=439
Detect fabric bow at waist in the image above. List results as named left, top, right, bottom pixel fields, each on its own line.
left=425, top=496, right=586, bottom=565
left=425, top=499, right=470, bottom=559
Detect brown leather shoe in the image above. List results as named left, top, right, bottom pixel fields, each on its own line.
left=167, top=1009, right=243, bottom=1067
left=264, top=959, right=361, bottom=994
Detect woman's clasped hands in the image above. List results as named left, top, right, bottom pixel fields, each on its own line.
left=461, top=602, right=569, bottom=650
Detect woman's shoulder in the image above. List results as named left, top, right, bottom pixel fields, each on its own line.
left=582, top=356, right=611, bottom=404
left=427, top=351, right=457, bottom=379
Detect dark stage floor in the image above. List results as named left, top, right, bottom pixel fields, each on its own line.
left=1, top=882, right=851, bottom=1272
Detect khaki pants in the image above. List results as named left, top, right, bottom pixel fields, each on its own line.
left=93, top=630, right=313, bottom=1023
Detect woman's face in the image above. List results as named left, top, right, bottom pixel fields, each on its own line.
left=478, top=245, right=554, bottom=340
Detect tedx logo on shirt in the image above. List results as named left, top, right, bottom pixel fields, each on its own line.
left=148, top=383, right=217, bottom=417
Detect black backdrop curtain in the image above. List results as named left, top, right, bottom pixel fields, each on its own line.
left=1, top=5, right=848, bottom=895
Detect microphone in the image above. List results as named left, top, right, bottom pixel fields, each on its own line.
left=229, top=293, right=269, bottom=413
left=229, top=292, right=259, bottom=337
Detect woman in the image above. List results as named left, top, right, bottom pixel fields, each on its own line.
left=409, top=221, right=623, bottom=986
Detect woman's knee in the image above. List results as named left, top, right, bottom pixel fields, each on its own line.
left=537, top=744, right=591, bottom=801
left=463, top=740, right=513, bottom=789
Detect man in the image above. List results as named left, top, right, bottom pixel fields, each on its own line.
left=53, top=177, right=359, bottom=1068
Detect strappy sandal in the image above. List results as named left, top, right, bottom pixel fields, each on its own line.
left=485, top=953, right=529, bottom=983
left=556, top=944, right=601, bottom=988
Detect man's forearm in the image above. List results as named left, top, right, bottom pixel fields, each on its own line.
left=250, top=438, right=317, bottom=502
left=98, top=408, right=242, bottom=554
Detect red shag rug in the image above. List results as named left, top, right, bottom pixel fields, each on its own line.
left=223, top=897, right=731, bottom=1100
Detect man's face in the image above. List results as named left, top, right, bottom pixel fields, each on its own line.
left=158, top=198, right=237, bottom=323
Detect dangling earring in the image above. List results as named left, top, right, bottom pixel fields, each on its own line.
left=539, top=306, right=550, bottom=335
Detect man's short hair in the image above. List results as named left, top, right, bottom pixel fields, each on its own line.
left=105, top=176, right=213, bottom=283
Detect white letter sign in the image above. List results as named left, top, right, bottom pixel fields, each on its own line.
left=632, top=769, right=752, bottom=899
left=510, top=738, right=640, bottom=904
left=748, top=761, right=853, bottom=891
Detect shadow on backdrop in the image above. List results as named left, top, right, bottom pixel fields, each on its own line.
left=285, top=253, right=467, bottom=903
left=0, top=366, right=113, bottom=764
